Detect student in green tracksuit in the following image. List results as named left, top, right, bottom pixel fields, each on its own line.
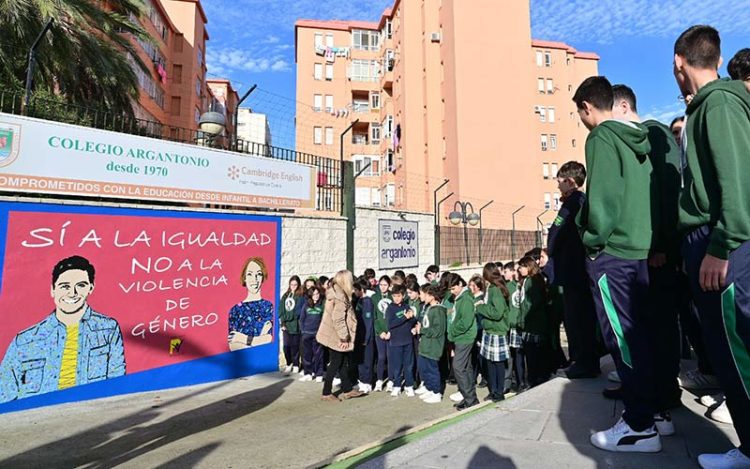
left=476, top=263, right=511, bottom=402
left=280, top=275, right=304, bottom=373
left=447, top=273, right=478, bottom=409
left=504, top=262, right=522, bottom=391
left=373, top=275, right=393, bottom=391
left=573, top=75, right=659, bottom=453
left=417, top=284, right=447, bottom=404
left=673, top=25, right=750, bottom=468
left=406, top=279, right=423, bottom=386
left=516, top=257, right=549, bottom=389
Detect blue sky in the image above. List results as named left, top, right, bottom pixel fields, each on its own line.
left=203, top=0, right=750, bottom=149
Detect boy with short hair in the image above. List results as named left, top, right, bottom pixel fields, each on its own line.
left=728, top=48, right=750, bottom=92
left=573, top=75, right=660, bottom=453
left=386, top=284, right=418, bottom=397
left=417, top=285, right=447, bottom=404
left=673, top=25, right=750, bottom=469
left=549, top=161, right=600, bottom=380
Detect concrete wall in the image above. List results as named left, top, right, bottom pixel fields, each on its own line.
left=280, top=213, right=347, bottom=281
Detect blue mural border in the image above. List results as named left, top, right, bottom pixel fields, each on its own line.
left=0, top=201, right=282, bottom=414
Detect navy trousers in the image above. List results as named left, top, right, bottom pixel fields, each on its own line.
left=302, top=334, right=324, bottom=377
left=389, top=343, right=415, bottom=388
left=563, top=282, right=600, bottom=371
left=646, top=264, right=682, bottom=411
left=418, top=356, right=441, bottom=394
left=283, top=331, right=300, bottom=368
left=586, top=253, right=656, bottom=431
left=684, top=226, right=750, bottom=455
left=357, top=339, right=375, bottom=385
left=375, top=336, right=389, bottom=381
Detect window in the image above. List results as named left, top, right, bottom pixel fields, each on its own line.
left=371, top=188, right=382, bottom=207
left=550, top=134, right=557, bottom=150
left=326, top=33, right=334, bottom=47
left=325, top=127, right=334, bottom=145
left=352, top=29, right=380, bottom=51
left=314, top=33, right=323, bottom=47
left=538, top=78, right=545, bottom=94
left=539, top=106, right=546, bottom=122
left=313, top=94, right=322, bottom=112
left=551, top=163, right=558, bottom=178
left=383, top=115, right=394, bottom=138
left=127, top=53, right=164, bottom=108
left=543, top=163, right=550, bottom=179
left=547, top=78, right=554, bottom=94
left=356, top=187, right=371, bottom=206
left=554, top=192, right=561, bottom=210
left=171, top=96, right=181, bottom=116
left=544, top=193, right=552, bottom=210
left=313, top=126, right=322, bottom=145
left=386, top=49, right=395, bottom=71
left=541, top=134, right=548, bottom=151
left=353, top=98, right=369, bottom=113
left=371, top=123, right=381, bottom=144
left=349, top=59, right=380, bottom=81
left=548, top=107, right=556, bottom=123
left=544, top=51, right=552, bottom=67
left=384, top=19, right=393, bottom=39
left=353, top=155, right=380, bottom=176
left=536, top=51, right=543, bottom=67
left=385, top=149, right=394, bottom=171
left=385, top=183, right=396, bottom=207
left=370, top=91, right=381, bottom=110
left=325, top=95, right=333, bottom=113
left=195, top=78, right=201, bottom=97
left=173, top=64, right=182, bottom=84
left=197, top=48, right=203, bottom=68
left=314, top=63, right=322, bottom=80
left=325, top=63, right=333, bottom=80
left=352, top=132, right=368, bottom=145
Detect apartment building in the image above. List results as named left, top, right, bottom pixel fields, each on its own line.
left=206, top=78, right=240, bottom=143
left=124, top=0, right=221, bottom=134
left=294, top=0, right=599, bottom=229
left=236, top=108, right=273, bottom=147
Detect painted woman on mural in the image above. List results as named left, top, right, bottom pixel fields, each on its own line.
left=227, top=257, right=274, bottom=351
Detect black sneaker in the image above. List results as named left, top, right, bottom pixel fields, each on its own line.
left=602, top=385, right=623, bottom=400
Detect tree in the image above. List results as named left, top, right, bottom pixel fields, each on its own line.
left=0, top=0, right=154, bottom=116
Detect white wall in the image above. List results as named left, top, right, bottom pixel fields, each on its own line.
left=280, top=214, right=346, bottom=281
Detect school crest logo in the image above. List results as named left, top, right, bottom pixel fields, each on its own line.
left=410, top=306, right=418, bottom=316
left=378, top=298, right=392, bottom=313
left=553, top=215, right=564, bottom=227
left=284, top=296, right=296, bottom=311
left=511, top=289, right=523, bottom=309
left=382, top=224, right=392, bottom=243
left=0, top=123, right=21, bottom=167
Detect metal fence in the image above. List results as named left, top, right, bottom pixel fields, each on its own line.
left=439, top=225, right=539, bottom=266
left=0, top=88, right=342, bottom=213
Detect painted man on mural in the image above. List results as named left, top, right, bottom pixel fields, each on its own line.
left=0, top=255, right=126, bottom=403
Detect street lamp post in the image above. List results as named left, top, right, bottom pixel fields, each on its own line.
left=536, top=209, right=549, bottom=248
left=449, top=201, right=480, bottom=266
left=511, top=205, right=525, bottom=261
left=433, top=179, right=450, bottom=266
left=232, top=84, right=257, bottom=151
left=478, top=200, right=494, bottom=263
left=24, top=18, right=54, bottom=112
left=435, top=191, right=454, bottom=266
left=340, top=119, right=360, bottom=217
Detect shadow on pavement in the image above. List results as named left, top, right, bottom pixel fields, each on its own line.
left=0, top=378, right=292, bottom=468
left=467, top=445, right=517, bottom=468
left=558, top=363, right=735, bottom=468
left=152, top=442, right=221, bottom=469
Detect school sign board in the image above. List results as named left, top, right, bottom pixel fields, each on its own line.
left=378, top=219, right=419, bottom=270
left=0, top=201, right=281, bottom=414
left=0, top=113, right=316, bottom=209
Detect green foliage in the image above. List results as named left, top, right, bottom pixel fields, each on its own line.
left=0, top=0, right=155, bottom=116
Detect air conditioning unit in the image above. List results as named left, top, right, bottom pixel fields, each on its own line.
left=430, top=32, right=441, bottom=43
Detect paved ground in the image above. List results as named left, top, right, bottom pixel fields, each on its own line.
left=0, top=371, right=480, bottom=469
left=357, top=359, right=739, bottom=469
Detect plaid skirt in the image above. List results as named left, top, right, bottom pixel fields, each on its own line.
left=508, top=328, right=523, bottom=349
left=480, top=331, right=510, bottom=362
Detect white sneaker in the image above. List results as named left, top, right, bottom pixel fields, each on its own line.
left=386, top=381, right=394, bottom=392
left=362, top=384, right=372, bottom=393
left=332, top=377, right=341, bottom=387
left=391, top=387, right=401, bottom=397
left=283, top=365, right=292, bottom=373
left=420, top=391, right=434, bottom=400
left=608, top=371, right=621, bottom=383
left=679, top=369, right=720, bottom=390
left=708, top=402, right=733, bottom=425
left=654, top=412, right=675, bottom=436
left=299, top=374, right=313, bottom=382
left=698, top=449, right=750, bottom=469
left=700, top=393, right=724, bottom=408
left=357, top=381, right=366, bottom=392
left=590, top=418, right=662, bottom=453
left=415, top=385, right=428, bottom=395
left=292, top=366, right=300, bottom=374
left=424, top=393, right=442, bottom=404
left=449, top=391, right=464, bottom=403
left=315, top=376, right=323, bottom=383
left=374, top=380, right=384, bottom=392
left=405, top=386, right=415, bottom=397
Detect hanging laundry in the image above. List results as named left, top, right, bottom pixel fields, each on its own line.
left=392, top=123, right=401, bottom=150
left=325, top=47, right=335, bottom=63
left=157, top=62, right=167, bottom=84
left=315, top=45, right=326, bottom=56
